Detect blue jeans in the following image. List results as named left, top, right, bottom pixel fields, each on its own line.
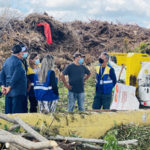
left=92, top=92, right=112, bottom=109
left=68, top=91, right=85, bottom=112
left=5, top=95, right=28, bottom=114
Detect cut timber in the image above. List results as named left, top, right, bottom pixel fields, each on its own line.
left=14, top=117, right=62, bottom=150
left=82, top=143, right=102, bottom=150
left=14, top=117, right=48, bottom=142
left=0, top=110, right=150, bottom=138
left=49, top=135, right=138, bottom=146
left=0, top=129, right=58, bottom=150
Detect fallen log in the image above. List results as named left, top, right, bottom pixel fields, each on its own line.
left=9, top=124, right=20, bottom=131
left=14, top=117, right=63, bottom=150
left=9, top=143, right=29, bottom=150
left=82, top=143, right=102, bottom=150
left=0, top=113, right=16, bottom=124
left=14, top=117, right=47, bottom=142
left=0, top=129, right=57, bottom=150
left=0, top=113, right=40, bottom=132
left=49, top=135, right=138, bottom=146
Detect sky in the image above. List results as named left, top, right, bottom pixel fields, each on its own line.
left=1, top=0, right=150, bottom=28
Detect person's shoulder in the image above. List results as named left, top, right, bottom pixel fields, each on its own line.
left=65, top=63, right=74, bottom=69
left=107, top=64, right=115, bottom=72
left=48, top=70, right=55, bottom=76
left=5, top=55, right=18, bottom=64
left=50, top=70, right=55, bottom=74
left=68, top=63, right=74, bottom=67
left=81, top=64, right=88, bottom=69
left=107, top=64, right=114, bottom=69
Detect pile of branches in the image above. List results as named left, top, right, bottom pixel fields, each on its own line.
left=1, top=12, right=150, bottom=69
left=0, top=114, right=138, bottom=150
left=69, top=20, right=150, bottom=57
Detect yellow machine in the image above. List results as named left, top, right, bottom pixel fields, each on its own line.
left=109, top=52, right=150, bottom=107
left=109, top=53, right=150, bottom=86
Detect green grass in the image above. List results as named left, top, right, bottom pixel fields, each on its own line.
left=0, top=96, right=5, bottom=113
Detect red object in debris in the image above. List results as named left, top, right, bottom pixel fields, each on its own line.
left=144, top=102, right=147, bottom=106
left=37, top=22, right=52, bottom=44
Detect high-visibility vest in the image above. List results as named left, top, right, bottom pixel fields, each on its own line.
left=27, top=64, right=41, bottom=96
left=34, top=70, right=59, bottom=101
left=96, top=64, right=113, bottom=94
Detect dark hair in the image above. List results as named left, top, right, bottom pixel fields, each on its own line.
left=102, top=52, right=109, bottom=61
left=29, top=52, right=38, bottom=60
left=29, top=52, right=38, bottom=68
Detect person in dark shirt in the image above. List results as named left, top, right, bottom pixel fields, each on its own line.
left=92, top=52, right=117, bottom=110
left=0, top=44, right=28, bottom=114
left=61, top=52, right=91, bottom=112
left=34, top=54, right=59, bottom=113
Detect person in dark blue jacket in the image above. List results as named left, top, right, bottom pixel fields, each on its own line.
left=0, top=44, right=28, bottom=114
left=92, top=52, right=117, bottom=110
left=34, top=54, right=59, bottom=113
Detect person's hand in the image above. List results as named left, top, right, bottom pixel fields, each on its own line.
left=66, top=84, right=72, bottom=90
left=5, top=86, right=11, bottom=95
left=1, top=86, right=6, bottom=95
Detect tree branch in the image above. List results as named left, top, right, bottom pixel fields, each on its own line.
left=49, top=135, right=138, bottom=146
left=0, top=129, right=57, bottom=150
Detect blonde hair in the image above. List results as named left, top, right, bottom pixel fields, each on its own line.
left=38, top=54, right=54, bottom=83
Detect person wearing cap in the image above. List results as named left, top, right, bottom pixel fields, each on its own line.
left=92, top=52, right=117, bottom=110
left=61, top=52, right=91, bottom=112
left=0, top=44, right=28, bottom=114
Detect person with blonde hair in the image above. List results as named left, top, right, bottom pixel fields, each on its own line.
left=34, top=54, right=59, bottom=113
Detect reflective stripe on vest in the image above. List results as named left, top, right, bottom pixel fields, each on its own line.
left=103, top=80, right=113, bottom=84
left=34, top=70, right=59, bottom=101
left=34, top=86, right=52, bottom=90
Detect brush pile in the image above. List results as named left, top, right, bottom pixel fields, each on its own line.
left=1, top=12, right=150, bottom=70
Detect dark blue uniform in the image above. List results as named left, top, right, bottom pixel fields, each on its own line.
left=0, top=55, right=27, bottom=114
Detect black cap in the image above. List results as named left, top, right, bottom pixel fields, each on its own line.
left=12, top=44, right=28, bottom=54
left=73, top=52, right=85, bottom=58
left=12, top=44, right=22, bottom=54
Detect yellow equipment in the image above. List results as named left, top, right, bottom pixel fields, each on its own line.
left=109, top=52, right=150, bottom=107
left=109, top=53, right=150, bottom=86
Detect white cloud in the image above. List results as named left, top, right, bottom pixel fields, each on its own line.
left=0, top=0, right=150, bottom=27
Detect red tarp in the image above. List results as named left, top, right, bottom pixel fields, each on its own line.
left=37, top=22, right=52, bottom=44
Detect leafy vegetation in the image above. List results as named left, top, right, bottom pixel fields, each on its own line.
left=134, top=42, right=150, bottom=54
left=102, top=124, right=150, bottom=150
left=103, top=130, right=131, bottom=150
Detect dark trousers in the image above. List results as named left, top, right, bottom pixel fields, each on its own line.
left=29, top=96, right=37, bottom=113
left=92, top=92, right=112, bottom=109
left=5, top=95, right=27, bottom=114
